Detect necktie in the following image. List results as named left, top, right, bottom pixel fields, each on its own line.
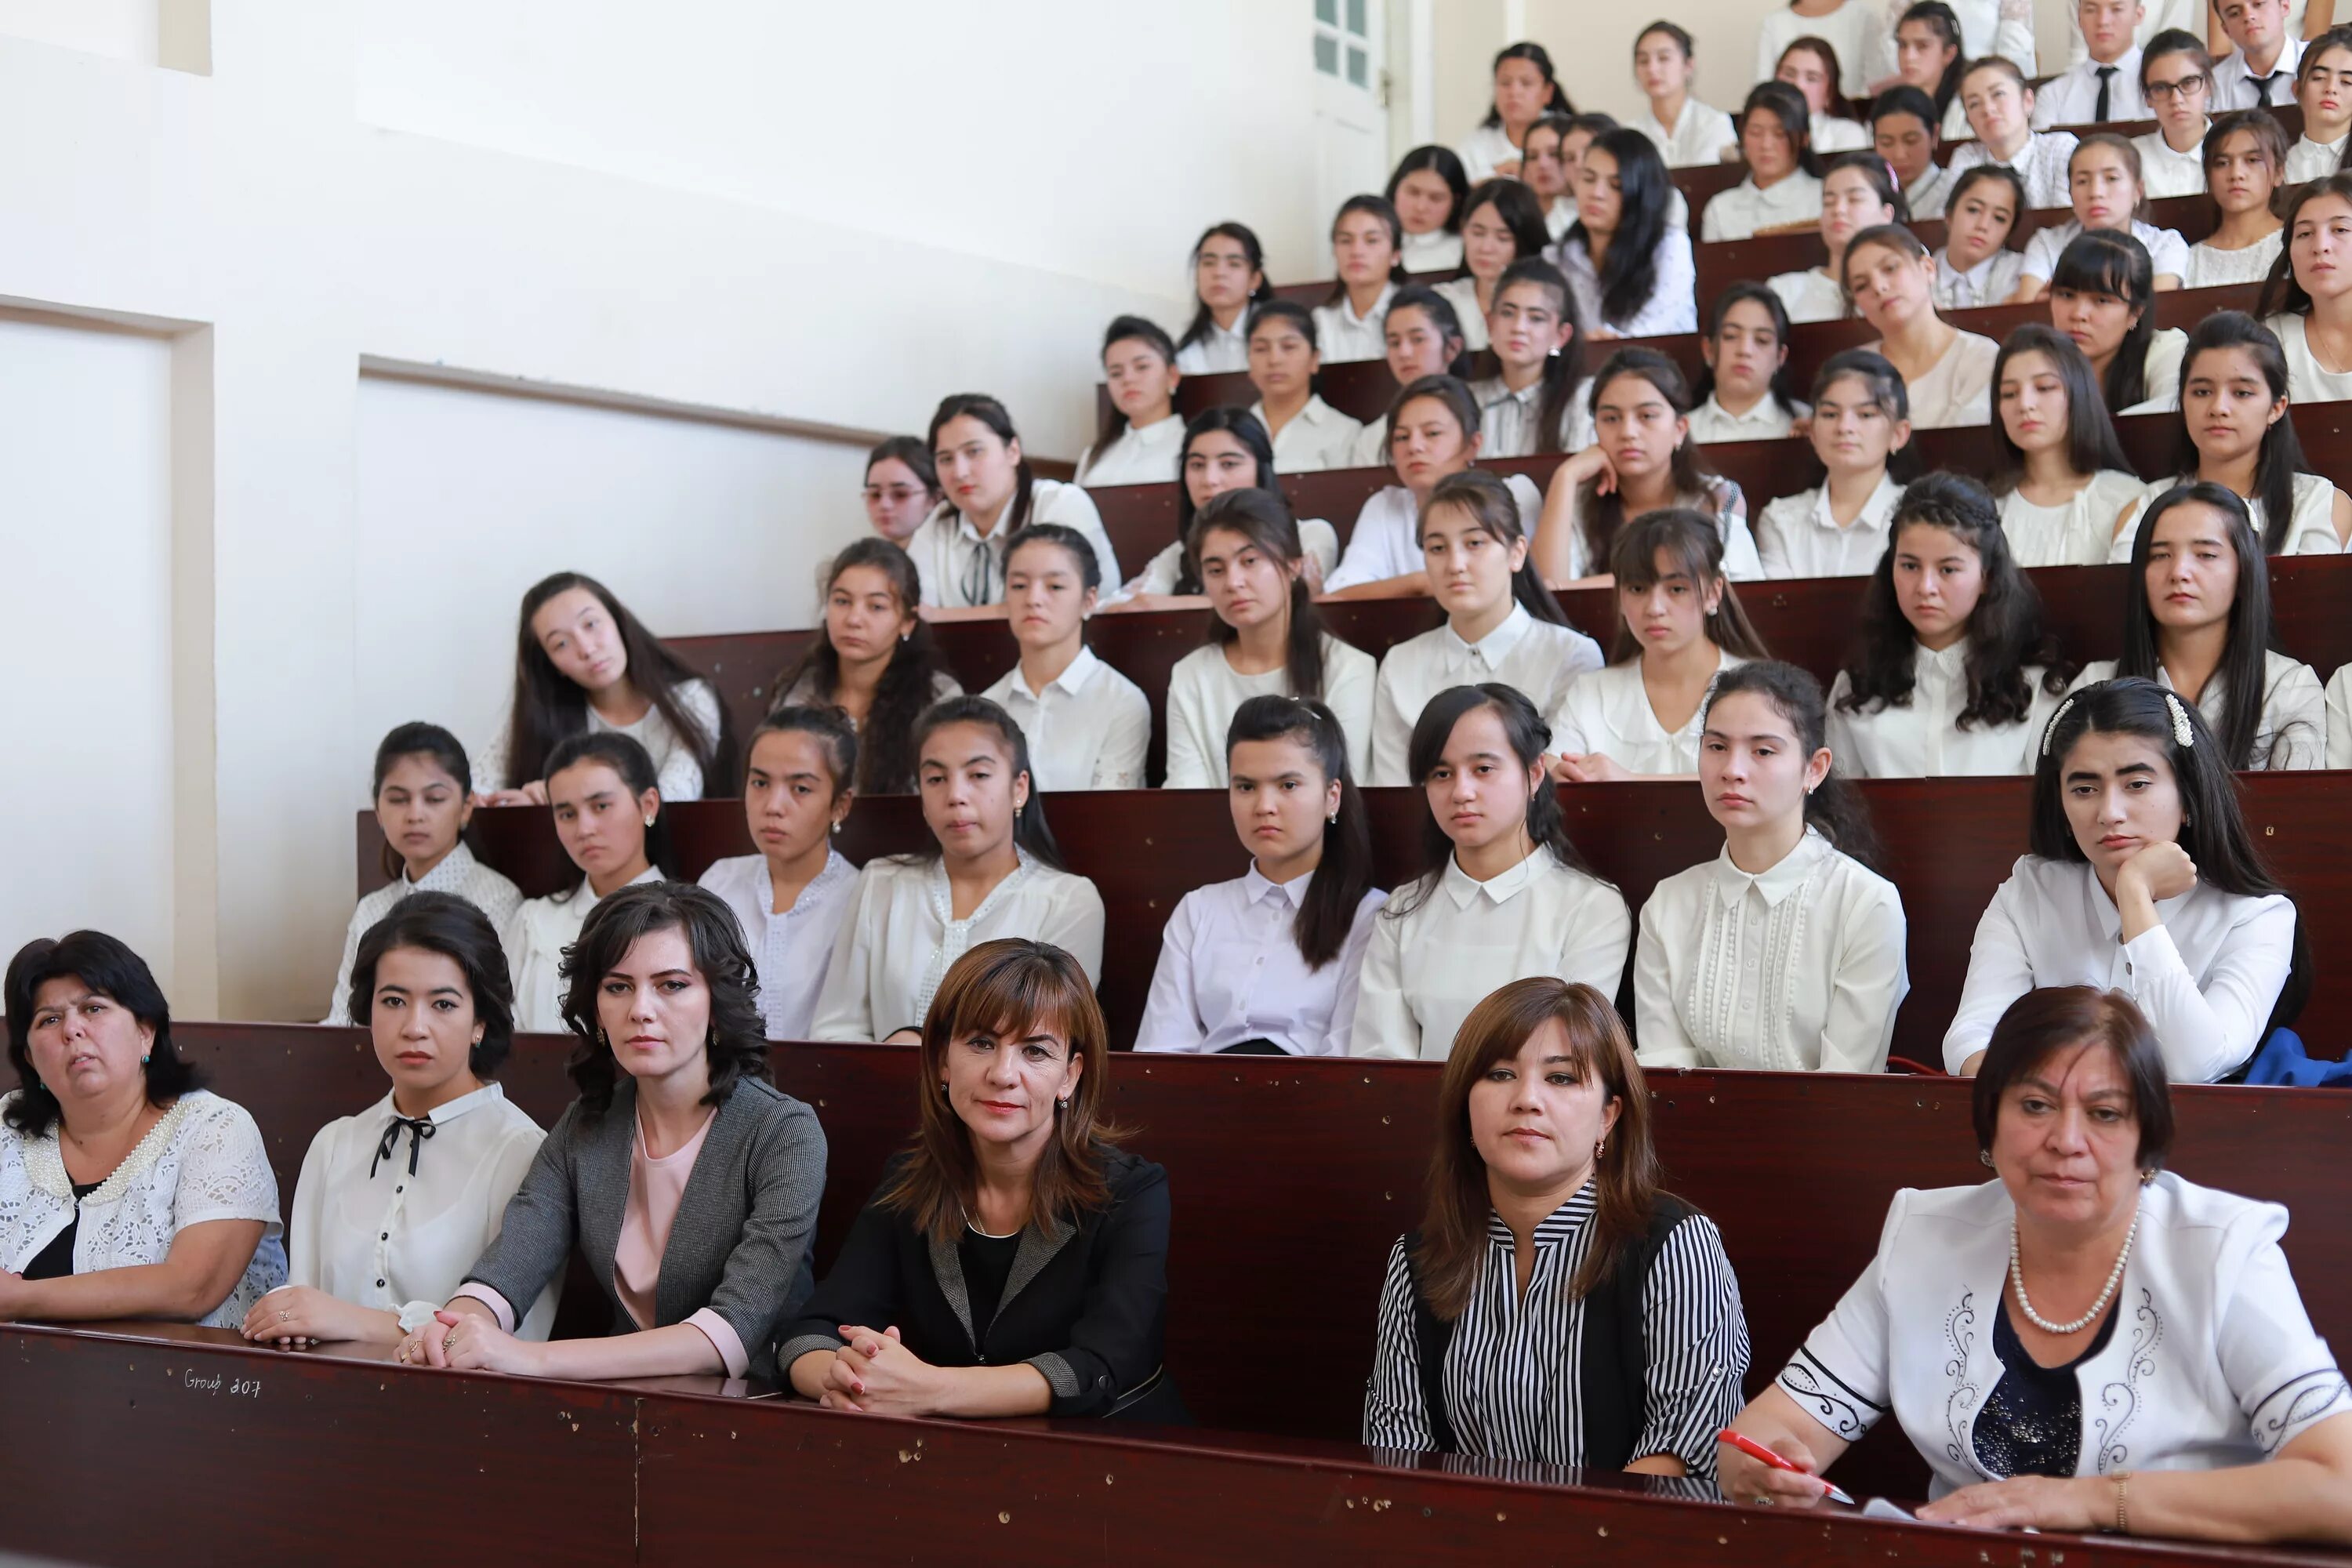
left=2251, top=71, right=2280, bottom=106
left=2093, top=65, right=2116, bottom=123
left=371, top=1114, right=437, bottom=1179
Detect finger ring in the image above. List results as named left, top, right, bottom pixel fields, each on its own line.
left=443, top=1333, right=459, bottom=1352
left=1754, top=1496, right=1773, bottom=1507
left=278, top=1309, right=292, bottom=1322
left=396, top=1345, right=409, bottom=1363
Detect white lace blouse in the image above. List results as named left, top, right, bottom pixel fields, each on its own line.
left=0, top=1090, right=286, bottom=1328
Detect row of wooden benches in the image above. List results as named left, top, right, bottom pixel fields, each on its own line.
left=356, top=774, right=2352, bottom=1068
left=6, top=1023, right=2345, bottom=1528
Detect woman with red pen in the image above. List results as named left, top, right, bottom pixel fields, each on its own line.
left=1719, top=986, right=2352, bottom=1544
left=1363, top=978, right=1750, bottom=1475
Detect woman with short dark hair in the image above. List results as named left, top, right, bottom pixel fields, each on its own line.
left=249, top=892, right=556, bottom=1349
left=1724, top=986, right=2352, bottom=1544
left=0, top=931, right=283, bottom=1327
left=396, top=881, right=825, bottom=1382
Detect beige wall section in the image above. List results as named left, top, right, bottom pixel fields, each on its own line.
left=1433, top=0, right=1509, bottom=151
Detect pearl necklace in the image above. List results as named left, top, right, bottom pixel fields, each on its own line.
left=2009, top=1208, right=2141, bottom=1335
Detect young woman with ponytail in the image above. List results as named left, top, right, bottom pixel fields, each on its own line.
left=906, top=394, right=1121, bottom=608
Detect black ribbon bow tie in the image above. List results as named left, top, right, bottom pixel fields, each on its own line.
left=372, top=1115, right=437, bottom=1180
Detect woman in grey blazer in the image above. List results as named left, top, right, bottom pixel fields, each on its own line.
left=396, top=881, right=826, bottom=1383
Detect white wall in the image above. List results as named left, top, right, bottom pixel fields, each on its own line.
left=0, top=314, right=178, bottom=988
left=350, top=375, right=869, bottom=794
left=0, top=0, right=156, bottom=64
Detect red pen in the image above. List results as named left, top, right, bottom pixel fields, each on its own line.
left=1717, top=1428, right=1858, bottom=1506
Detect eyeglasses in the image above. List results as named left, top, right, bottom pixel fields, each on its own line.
left=2145, top=74, right=2209, bottom=102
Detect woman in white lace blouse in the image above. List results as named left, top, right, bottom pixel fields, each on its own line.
left=0, top=931, right=283, bottom=1329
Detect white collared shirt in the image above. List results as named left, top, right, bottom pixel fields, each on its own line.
left=1545, top=195, right=1576, bottom=241
left=1811, top=117, right=1872, bottom=154
left=1700, top=172, right=1824, bottom=243
left=2031, top=47, right=2147, bottom=128
left=2021, top=219, right=2189, bottom=284
left=1163, top=633, right=1377, bottom=789
left=324, top=841, right=524, bottom=1024
left=477, top=679, right=724, bottom=804
left=2071, top=649, right=2328, bottom=770
left=2212, top=36, right=2307, bottom=108
left=1465, top=375, right=1593, bottom=459
left=2268, top=312, right=2352, bottom=407
left=1871, top=328, right=1999, bottom=427
left=1351, top=849, right=1632, bottom=1060
left=1633, top=828, right=1907, bottom=1073
left=1780, top=1174, right=2351, bottom=1499
left=1175, top=314, right=1249, bottom=375
left=809, top=851, right=1107, bottom=1041
left=1546, top=653, right=1748, bottom=774
left=1432, top=274, right=1492, bottom=352
left=2111, top=469, right=2346, bottom=561
left=1368, top=605, right=1606, bottom=785
left=2067, top=0, right=2202, bottom=61
left=1110, top=517, right=1341, bottom=603
left=2187, top=230, right=2284, bottom=289
left=1755, top=473, right=1904, bottom=579
left=2329, top=662, right=2352, bottom=768
left=2287, top=133, right=2349, bottom=183
left=978, top=645, right=1151, bottom=791
left=695, top=848, right=862, bottom=1040
left=2122, top=326, right=2190, bottom=416
left=906, top=480, right=1122, bottom=609
left=1767, top=267, right=1849, bottom=325
left=1312, top=281, right=1399, bottom=365
left=1825, top=639, right=2061, bottom=776
left=1134, top=868, right=1388, bottom=1056
left=1640, top=97, right=1739, bottom=168
left=1324, top=474, right=1543, bottom=593
left=1876, top=0, right=2036, bottom=79
left=1901, top=162, right=1955, bottom=222
left=501, top=865, right=666, bottom=1033
left=1688, top=394, right=1806, bottom=445
left=1076, top=413, right=1185, bottom=488
left=1947, top=132, right=2078, bottom=208
left=1933, top=247, right=2025, bottom=311
left=1997, top=469, right=2147, bottom=567
left=2132, top=126, right=2209, bottom=197
left=1402, top=229, right=1464, bottom=274
left=1250, top=395, right=1367, bottom=474
left=1456, top=122, right=1523, bottom=184
left=1555, top=227, right=1697, bottom=336
left=284, top=1083, right=555, bottom=1338
left=1943, top=854, right=2298, bottom=1079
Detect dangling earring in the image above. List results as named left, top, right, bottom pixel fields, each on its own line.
left=1327, top=811, right=1338, bottom=825
left=1594, top=1136, right=1606, bottom=1162
left=1980, top=1149, right=1994, bottom=1168
left=2139, top=1168, right=2157, bottom=1186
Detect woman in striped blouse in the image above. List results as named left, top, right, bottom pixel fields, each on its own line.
left=1363, top=978, right=1751, bottom=1475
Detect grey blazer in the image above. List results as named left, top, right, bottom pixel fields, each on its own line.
left=462, top=1076, right=826, bottom=1382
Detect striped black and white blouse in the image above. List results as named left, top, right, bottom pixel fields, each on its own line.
left=1362, top=1185, right=1750, bottom=1477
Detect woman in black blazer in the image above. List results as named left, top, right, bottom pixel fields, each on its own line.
left=782, top=938, right=1184, bottom=1421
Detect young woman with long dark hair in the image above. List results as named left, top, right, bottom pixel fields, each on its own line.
left=1457, top=42, right=1574, bottom=181
left=2259, top=170, right=2352, bottom=404
left=980, top=524, right=1151, bottom=791
left=1465, top=260, right=1590, bottom=458
left=1434, top=179, right=1552, bottom=352
left=1845, top=222, right=1999, bottom=426
left=1312, top=196, right=1406, bottom=364
left=2013, top=136, right=2188, bottom=301
left=906, top=394, right=1121, bottom=608
left=1931, top=164, right=2026, bottom=309
left=1327, top=376, right=1543, bottom=600
left=1106, top=408, right=1341, bottom=604
left=1689, top=285, right=1809, bottom=444
left=1174, top=222, right=1272, bottom=374
left=1754, top=350, right=1913, bottom=579
left=2046, top=230, right=2183, bottom=417
left=1700, top=83, right=1826, bottom=241
left=1985, top=324, right=2146, bottom=566
left=1352, top=286, right=1476, bottom=464
left=1559, top=128, right=1696, bottom=338
left=774, top=538, right=961, bottom=795
left=1076, top=316, right=1185, bottom=488
left=1387, top=144, right=1471, bottom=274
left=1247, top=299, right=1367, bottom=472
left=1870, top=85, right=1951, bottom=220
left=1769, top=152, right=1907, bottom=323
left=1632, top=22, right=1738, bottom=166
left=2185, top=111, right=2286, bottom=288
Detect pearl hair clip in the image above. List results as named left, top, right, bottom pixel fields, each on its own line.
left=2162, top=691, right=2195, bottom=749
left=2039, top=695, right=2077, bottom=757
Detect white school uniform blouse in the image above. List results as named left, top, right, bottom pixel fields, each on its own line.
left=1874, top=330, right=2000, bottom=427
left=809, top=852, right=1107, bottom=1042
left=2071, top=651, right=2328, bottom=770
left=502, top=865, right=665, bottom=1033
left=1368, top=605, right=1606, bottom=786
left=322, top=842, right=524, bottom=1024
left=2020, top=220, right=2189, bottom=284
left=1163, top=634, right=1377, bottom=789
left=1456, top=122, right=1523, bottom=185
left=1640, top=99, right=1740, bottom=168
left=1699, top=173, right=1824, bottom=243
left=2268, top=313, right=2352, bottom=406
left=1810, top=117, right=1872, bottom=154
left=1174, top=316, right=1249, bottom=376
left=2132, top=128, right=2209, bottom=198
left=1756, top=3, right=1878, bottom=97
left=2328, top=662, right=2352, bottom=768
left=286, top=1083, right=556, bottom=1339
left=1111, top=518, right=1341, bottom=604
left=1432, top=275, right=1492, bottom=352
left=1825, top=641, right=2060, bottom=776
left=1633, top=829, right=1907, bottom=1073
left=0, top=1090, right=285, bottom=1329
left=1402, top=230, right=1465, bottom=274
left=2288, top=133, right=2349, bottom=183
left=1352, top=851, right=1634, bottom=1061
left=1324, top=474, right=1544, bottom=593
left=477, top=680, right=724, bottom=804
left=1902, top=162, right=1955, bottom=223
left=1554, top=476, right=1763, bottom=580
left=1546, top=653, right=1749, bottom=774
left=1947, top=132, right=2079, bottom=208
left=1557, top=229, right=1697, bottom=338
left=1756, top=474, right=1904, bottom=579
left=1933, top=247, right=2025, bottom=311
left=695, top=848, right=862, bottom=1041
left=978, top=646, right=1152, bottom=791
left=1875, top=0, right=2034, bottom=80
left=2030, top=48, right=2148, bottom=129
left=2111, top=470, right=2345, bottom=560
left=1134, top=869, right=1387, bottom=1056
left=2186, top=230, right=2284, bottom=289
left=1997, top=469, right=2146, bottom=567
left=1467, top=376, right=1594, bottom=459
left=1767, top=267, right=1848, bottom=325
left=2212, top=37, right=2307, bottom=109
left=1941, top=854, right=2297, bottom=1080
left=1778, top=1174, right=2352, bottom=1501
left=907, top=481, right=1122, bottom=610
left=1252, top=396, right=1367, bottom=474
left=1688, top=394, right=1806, bottom=445
left=1312, top=281, right=1399, bottom=365
left=2122, top=327, right=2190, bottom=416
left=1075, top=413, right=1185, bottom=489
left=1545, top=196, right=1576, bottom=241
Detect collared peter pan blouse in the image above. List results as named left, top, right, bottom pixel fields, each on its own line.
left=322, top=840, right=524, bottom=1025
left=695, top=849, right=862, bottom=1042
left=1824, top=640, right=2063, bottom=776
left=1368, top=604, right=1605, bottom=786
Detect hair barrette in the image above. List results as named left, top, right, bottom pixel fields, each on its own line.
left=2162, top=690, right=2194, bottom=749
left=2039, top=695, right=2077, bottom=757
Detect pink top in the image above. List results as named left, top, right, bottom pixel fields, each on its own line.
left=454, top=1105, right=747, bottom=1377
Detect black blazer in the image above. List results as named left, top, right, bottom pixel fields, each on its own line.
left=779, top=1145, right=1185, bottom=1421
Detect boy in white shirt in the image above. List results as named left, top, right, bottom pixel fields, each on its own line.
left=2035, top=0, right=2149, bottom=126
left=2210, top=0, right=2307, bottom=106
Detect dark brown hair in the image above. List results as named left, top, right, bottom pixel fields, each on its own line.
left=559, top=881, right=767, bottom=1119
left=775, top=538, right=951, bottom=795
left=5, top=931, right=201, bottom=1138
left=1969, top=985, right=2174, bottom=1170
left=1605, top=508, right=1771, bottom=665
